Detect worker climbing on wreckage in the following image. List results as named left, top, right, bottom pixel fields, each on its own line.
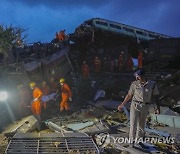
left=118, top=70, right=160, bottom=146
left=59, top=78, right=72, bottom=114
left=30, top=82, right=43, bottom=131
left=81, top=61, right=90, bottom=79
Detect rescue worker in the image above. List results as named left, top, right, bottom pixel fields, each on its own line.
left=81, top=61, right=89, bottom=79
left=138, top=51, right=143, bottom=69
left=49, top=77, right=57, bottom=93
left=18, top=84, right=31, bottom=116
left=59, top=78, right=72, bottom=113
left=41, top=81, right=50, bottom=109
left=118, top=70, right=160, bottom=145
left=126, top=54, right=134, bottom=71
left=58, top=30, right=66, bottom=41
left=30, top=82, right=43, bottom=131
left=118, top=53, right=124, bottom=71
left=94, top=57, right=101, bottom=74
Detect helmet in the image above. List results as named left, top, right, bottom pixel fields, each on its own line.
left=134, top=70, right=145, bottom=77
left=30, top=82, right=36, bottom=87
left=59, top=78, right=65, bottom=83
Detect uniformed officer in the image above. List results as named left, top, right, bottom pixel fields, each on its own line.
left=118, top=70, right=160, bottom=142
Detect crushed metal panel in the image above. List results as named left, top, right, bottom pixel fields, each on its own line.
left=3, top=115, right=38, bottom=136
left=151, top=114, right=180, bottom=128
left=6, top=133, right=100, bottom=154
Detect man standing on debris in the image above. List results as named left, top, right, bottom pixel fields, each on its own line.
left=118, top=70, right=160, bottom=143
left=138, top=51, right=143, bottom=69
left=30, top=82, right=43, bottom=131
left=59, top=78, right=72, bottom=113
left=94, top=57, right=101, bottom=74
left=81, top=61, right=90, bottom=79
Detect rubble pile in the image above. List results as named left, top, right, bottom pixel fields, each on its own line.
left=157, top=71, right=180, bottom=109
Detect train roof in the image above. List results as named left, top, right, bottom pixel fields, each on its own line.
left=83, top=18, right=172, bottom=39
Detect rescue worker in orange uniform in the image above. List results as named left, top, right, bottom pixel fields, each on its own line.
left=59, top=78, right=72, bottom=113
left=126, top=54, right=134, bottom=71
left=118, top=53, right=124, bottom=71
left=94, top=57, right=101, bottom=73
left=41, top=81, right=50, bottom=109
left=18, top=84, right=31, bottom=117
left=30, top=82, right=43, bottom=131
left=138, top=51, right=143, bottom=69
left=81, top=61, right=89, bottom=79
left=58, top=30, right=66, bottom=41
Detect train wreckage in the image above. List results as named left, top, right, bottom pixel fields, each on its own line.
left=0, top=18, right=180, bottom=154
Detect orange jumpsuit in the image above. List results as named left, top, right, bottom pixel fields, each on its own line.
left=58, top=31, right=65, bottom=41
left=118, top=54, right=123, bottom=71
left=94, top=58, right=101, bottom=73
left=41, top=85, right=50, bottom=109
left=81, top=63, right=89, bottom=79
left=138, top=52, right=143, bottom=69
left=31, top=87, right=43, bottom=115
left=60, top=83, right=72, bottom=111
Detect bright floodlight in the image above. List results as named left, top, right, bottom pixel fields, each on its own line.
left=0, top=91, right=8, bottom=101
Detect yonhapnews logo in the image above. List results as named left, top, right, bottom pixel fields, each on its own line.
left=96, top=133, right=110, bottom=148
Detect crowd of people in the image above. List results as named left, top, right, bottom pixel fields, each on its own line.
left=18, top=77, right=72, bottom=131
left=81, top=51, right=144, bottom=79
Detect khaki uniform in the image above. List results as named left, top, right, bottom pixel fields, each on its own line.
left=128, top=80, right=159, bottom=140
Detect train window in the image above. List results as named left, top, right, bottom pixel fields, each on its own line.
left=123, top=27, right=134, bottom=33
left=85, top=20, right=92, bottom=26
left=136, top=31, right=148, bottom=36
left=136, top=31, right=144, bottom=35
left=96, top=21, right=108, bottom=26
left=110, top=24, right=122, bottom=29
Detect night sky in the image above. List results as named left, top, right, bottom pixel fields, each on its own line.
left=1, top=0, right=180, bottom=43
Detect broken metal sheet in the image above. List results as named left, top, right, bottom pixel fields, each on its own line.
left=66, top=121, right=94, bottom=131
left=45, top=121, right=72, bottom=133
left=145, top=128, right=170, bottom=137
left=151, top=114, right=180, bottom=128
left=3, top=115, right=37, bottom=136
left=45, top=118, right=109, bottom=135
